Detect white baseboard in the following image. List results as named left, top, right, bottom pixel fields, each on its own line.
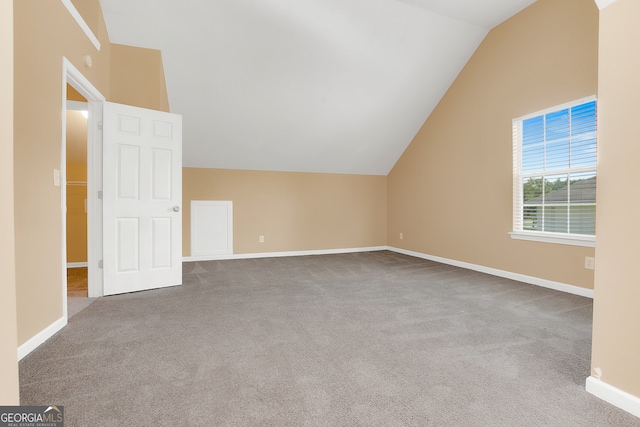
left=388, top=247, right=594, bottom=299
left=17, top=315, right=67, bottom=361
left=183, top=246, right=388, bottom=263
left=67, top=262, right=88, bottom=268
left=586, top=376, right=640, bottom=418
left=184, top=245, right=594, bottom=299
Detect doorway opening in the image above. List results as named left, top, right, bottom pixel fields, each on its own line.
left=65, top=93, right=91, bottom=317
left=62, top=58, right=105, bottom=321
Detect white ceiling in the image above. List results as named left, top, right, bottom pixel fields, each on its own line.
left=99, top=0, right=536, bottom=175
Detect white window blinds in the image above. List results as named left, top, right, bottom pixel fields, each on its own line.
left=512, top=97, right=597, bottom=241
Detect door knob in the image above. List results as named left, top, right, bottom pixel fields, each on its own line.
left=173, top=205, right=180, bottom=212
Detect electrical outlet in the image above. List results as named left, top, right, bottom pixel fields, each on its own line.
left=399, top=232, right=403, bottom=240
left=585, top=256, right=595, bottom=270
left=259, top=235, right=264, bottom=243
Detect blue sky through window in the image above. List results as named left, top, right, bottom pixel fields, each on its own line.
left=521, top=100, right=596, bottom=174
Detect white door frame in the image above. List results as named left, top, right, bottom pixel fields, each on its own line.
left=62, top=58, right=106, bottom=315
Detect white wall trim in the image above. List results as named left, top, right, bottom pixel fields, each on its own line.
left=67, top=262, right=88, bottom=268
left=184, top=245, right=594, bottom=298
left=183, top=246, right=388, bottom=262
left=388, top=247, right=594, bottom=298
left=594, top=0, right=619, bottom=10
left=17, top=316, right=67, bottom=361
left=60, top=0, right=101, bottom=50
left=509, top=231, right=595, bottom=248
left=586, top=376, right=640, bottom=419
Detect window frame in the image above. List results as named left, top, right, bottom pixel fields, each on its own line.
left=510, top=96, right=597, bottom=248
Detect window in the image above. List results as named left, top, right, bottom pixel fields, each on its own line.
left=511, top=97, right=597, bottom=247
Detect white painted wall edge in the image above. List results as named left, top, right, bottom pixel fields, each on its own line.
left=594, top=0, right=619, bottom=11
left=586, top=376, right=640, bottom=419
left=59, top=0, right=100, bottom=50
left=183, top=246, right=389, bottom=262
left=17, top=316, right=67, bottom=361
left=388, top=247, right=594, bottom=299
left=67, top=262, right=88, bottom=268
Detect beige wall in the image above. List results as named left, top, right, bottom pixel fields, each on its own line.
left=67, top=84, right=87, bottom=102
left=13, top=0, right=169, bottom=346
left=1, top=0, right=20, bottom=405
left=110, top=44, right=170, bottom=112
left=183, top=168, right=387, bottom=256
left=388, top=0, right=599, bottom=289
left=66, top=163, right=88, bottom=263
left=591, top=0, right=640, bottom=399
left=66, top=113, right=88, bottom=263
left=14, top=0, right=111, bottom=346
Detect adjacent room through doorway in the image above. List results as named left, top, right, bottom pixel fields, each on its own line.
left=65, top=85, right=96, bottom=317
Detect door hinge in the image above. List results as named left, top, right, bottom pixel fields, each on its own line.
left=98, top=190, right=103, bottom=199
left=98, top=121, right=103, bottom=131
left=98, top=260, right=103, bottom=268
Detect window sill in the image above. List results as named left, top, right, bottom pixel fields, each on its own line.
left=509, top=231, right=595, bottom=247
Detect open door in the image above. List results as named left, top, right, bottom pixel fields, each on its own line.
left=102, top=102, right=182, bottom=296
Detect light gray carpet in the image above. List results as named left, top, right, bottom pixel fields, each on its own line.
left=20, top=251, right=640, bottom=426
left=66, top=294, right=97, bottom=319
left=67, top=267, right=96, bottom=319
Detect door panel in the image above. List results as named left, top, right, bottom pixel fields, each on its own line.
left=117, top=218, right=139, bottom=272
left=151, top=217, right=172, bottom=268
left=103, top=102, right=182, bottom=296
left=117, top=145, right=140, bottom=200
left=191, top=201, right=233, bottom=257
left=152, top=149, right=172, bottom=200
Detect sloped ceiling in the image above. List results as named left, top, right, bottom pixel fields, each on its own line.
left=99, top=0, right=536, bottom=175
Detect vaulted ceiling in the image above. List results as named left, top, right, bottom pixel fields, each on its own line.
left=99, top=0, right=537, bottom=175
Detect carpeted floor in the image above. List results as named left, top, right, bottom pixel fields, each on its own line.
left=20, top=251, right=640, bottom=426
left=66, top=267, right=97, bottom=318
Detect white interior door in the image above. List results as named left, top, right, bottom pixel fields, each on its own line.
left=103, top=102, right=182, bottom=296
